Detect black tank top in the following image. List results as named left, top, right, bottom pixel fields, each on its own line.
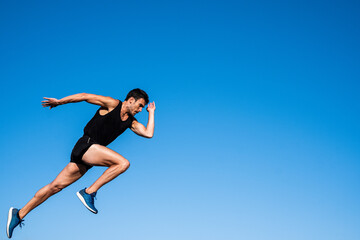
left=83, top=100, right=135, bottom=146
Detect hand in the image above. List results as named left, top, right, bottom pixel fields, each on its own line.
left=42, top=97, right=60, bottom=109
left=146, top=101, right=156, bottom=113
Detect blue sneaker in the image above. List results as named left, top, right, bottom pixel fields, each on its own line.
left=76, top=188, right=98, bottom=214
left=6, top=207, right=24, bottom=238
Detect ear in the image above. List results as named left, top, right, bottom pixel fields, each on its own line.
left=129, top=97, right=135, bottom=104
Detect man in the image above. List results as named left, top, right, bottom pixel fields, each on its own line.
left=6, top=88, right=155, bottom=238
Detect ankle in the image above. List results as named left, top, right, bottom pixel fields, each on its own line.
left=18, top=209, right=24, bottom=220
left=85, top=188, right=94, bottom=195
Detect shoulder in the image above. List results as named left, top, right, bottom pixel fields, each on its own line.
left=84, top=93, right=119, bottom=109
left=98, top=98, right=120, bottom=115
left=107, top=98, right=121, bottom=109
left=104, top=98, right=120, bottom=111
left=130, top=116, right=138, bottom=127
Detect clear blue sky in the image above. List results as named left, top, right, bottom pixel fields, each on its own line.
left=1, top=0, right=359, bottom=239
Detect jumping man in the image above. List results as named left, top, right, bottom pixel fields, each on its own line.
left=6, top=88, right=155, bottom=238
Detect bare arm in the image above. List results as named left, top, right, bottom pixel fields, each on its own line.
left=131, top=102, right=155, bottom=138
left=42, top=93, right=119, bottom=110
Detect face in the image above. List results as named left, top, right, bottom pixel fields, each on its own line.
left=128, top=98, right=146, bottom=116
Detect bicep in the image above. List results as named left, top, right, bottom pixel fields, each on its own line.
left=131, top=120, right=147, bottom=137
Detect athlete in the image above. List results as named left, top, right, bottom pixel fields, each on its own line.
left=6, top=88, right=155, bottom=238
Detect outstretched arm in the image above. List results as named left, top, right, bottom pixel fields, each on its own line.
left=131, top=102, right=155, bottom=138
left=42, top=93, right=119, bottom=110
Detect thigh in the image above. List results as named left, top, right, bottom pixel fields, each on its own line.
left=50, top=162, right=88, bottom=188
left=82, top=144, right=128, bottom=167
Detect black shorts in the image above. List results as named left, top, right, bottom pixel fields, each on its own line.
left=70, top=135, right=97, bottom=169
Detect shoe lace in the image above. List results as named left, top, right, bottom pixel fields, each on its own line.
left=18, top=219, right=25, bottom=229
left=87, top=194, right=96, bottom=205
left=91, top=192, right=97, bottom=201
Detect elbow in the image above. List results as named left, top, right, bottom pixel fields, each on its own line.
left=79, top=93, right=90, bottom=102
left=145, top=133, right=154, bottom=139
left=80, top=93, right=88, bottom=98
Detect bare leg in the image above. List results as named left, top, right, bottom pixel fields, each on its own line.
left=18, top=163, right=88, bottom=219
left=81, top=144, right=130, bottom=194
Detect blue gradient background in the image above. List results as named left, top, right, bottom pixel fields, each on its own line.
left=1, top=1, right=359, bottom=239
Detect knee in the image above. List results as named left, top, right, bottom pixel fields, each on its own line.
left=121, top=159, right=130, bottom=171
left=115, top=158, right=130, bottom=171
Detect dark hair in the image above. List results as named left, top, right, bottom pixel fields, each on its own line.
left=125, top=88, right=149, bottom=104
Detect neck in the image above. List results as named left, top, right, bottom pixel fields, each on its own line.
left=121, top=101, right=130, bottom=117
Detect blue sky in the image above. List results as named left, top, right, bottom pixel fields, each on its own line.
left=0, top=0, right=359, bottom=239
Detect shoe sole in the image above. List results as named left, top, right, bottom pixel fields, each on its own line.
left=6, top=207, right=14, bottom=238
left=76, top=192, right=97, bottom=214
